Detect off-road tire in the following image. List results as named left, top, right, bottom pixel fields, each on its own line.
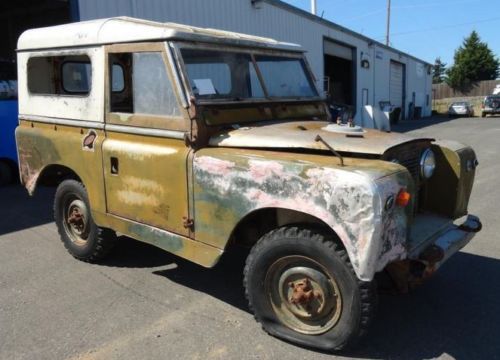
left=0, top=161, right=13, bottom=186
left=481, top=112, right=486, bottom=118
left=244, top=226, right=377, bottom=352
left=54, top=180, right=116, bottom=262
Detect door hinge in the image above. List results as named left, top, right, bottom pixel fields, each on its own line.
left=182, top=217, right=194, bottom=229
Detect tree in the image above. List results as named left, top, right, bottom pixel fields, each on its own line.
left=432, top=57, right=447, bottom=84
left=446, top=31, right=499, bottom=92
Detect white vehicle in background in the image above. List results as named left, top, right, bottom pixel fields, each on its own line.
left=481, top=95, right=500, bottom=117
left=493, top=84, right=500, bottom=95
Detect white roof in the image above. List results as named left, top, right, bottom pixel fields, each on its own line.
left=17, top=16, right=302, bottom=52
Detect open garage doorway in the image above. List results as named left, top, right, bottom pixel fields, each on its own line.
left=0, top=1, right=75, bottom=182
left=323, top=39, right=356, bottom=119
left=0, top=0, right=75, bottom=64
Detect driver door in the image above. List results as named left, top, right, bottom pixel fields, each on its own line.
left=102, top=42, right=191, bottom=236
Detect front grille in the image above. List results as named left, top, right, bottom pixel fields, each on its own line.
left=397, top=151, right=420, bottom=180
left=384, top=141, right=429, bottom=184
left=383, top=141, right=432, bottom=214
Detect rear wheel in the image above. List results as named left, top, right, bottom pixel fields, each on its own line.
left=54, top=180, right=116, bottom=262
left=481, top=112, right=486, bottom=118
left=0, top=161, right=13, bottom=186
left=244, top=226, right=377, bottom=351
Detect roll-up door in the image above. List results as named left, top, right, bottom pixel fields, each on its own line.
left=389, top=61, right=404, bottom=109
left=324, top=41, right=353, bottom=61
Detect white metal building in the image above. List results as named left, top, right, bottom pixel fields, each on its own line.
left=78, top=0, right=432, bottom=122
left=72, top=0, right=432, bottom=122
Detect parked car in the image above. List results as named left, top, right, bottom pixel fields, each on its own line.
left=448, top=101, right=474, bottom=117
left=481, top=95, right=500, bottom=117
left=16, top=17, right=482, bottom=351
left=493, top=84, right=500, bottom=95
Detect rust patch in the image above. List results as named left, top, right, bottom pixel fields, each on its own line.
left=289, top=278, right=321, bottom=306
left=82, top=129, right=97, bottom=151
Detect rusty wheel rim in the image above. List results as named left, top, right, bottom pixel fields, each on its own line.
left=265, top=255, right=342, bottom=335
left=63, top=197, right=90, bottom=246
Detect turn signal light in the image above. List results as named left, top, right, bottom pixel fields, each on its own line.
left=396, top=189, right=411, bottom=207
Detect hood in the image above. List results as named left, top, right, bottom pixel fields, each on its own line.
left=209, top=121, right=433, bottom=155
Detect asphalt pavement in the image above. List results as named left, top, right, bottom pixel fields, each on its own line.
left=1, top=116, right=499, bottom=360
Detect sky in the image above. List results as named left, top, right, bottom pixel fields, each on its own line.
left=282, top=0, right=500, bottom=66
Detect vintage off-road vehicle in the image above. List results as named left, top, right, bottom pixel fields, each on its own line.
left=16, top=18, right=481, bottom=351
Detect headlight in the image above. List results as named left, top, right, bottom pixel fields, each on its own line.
left=420, top=148, right=436, bottom=179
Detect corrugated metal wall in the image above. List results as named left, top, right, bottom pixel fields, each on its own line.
left=77, top=0, right=432, bottom=119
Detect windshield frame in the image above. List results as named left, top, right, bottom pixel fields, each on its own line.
left=171, top=41, right=323, bottom=105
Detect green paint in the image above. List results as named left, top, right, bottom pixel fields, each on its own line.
left=128, top=223, right=184, bottom=253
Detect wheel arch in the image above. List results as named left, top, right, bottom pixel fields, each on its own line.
left=227, top=207, right=347, bottom=252
left=25, top=163, right=83, bottom=195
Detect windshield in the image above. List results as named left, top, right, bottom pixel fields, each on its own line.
left=180, top=48, right=318, bottom=101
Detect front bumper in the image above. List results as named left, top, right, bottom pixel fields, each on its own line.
left=411, top=215, right=482, bottom=279
left=386, top=215, right=482, bottom=291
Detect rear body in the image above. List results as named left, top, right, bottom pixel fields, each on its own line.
left=15, top=17, right=482, bottom=351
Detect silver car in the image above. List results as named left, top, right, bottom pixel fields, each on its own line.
left=448, top=101, right=474, bottom=117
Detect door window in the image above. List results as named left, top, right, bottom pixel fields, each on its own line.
left=109, top=52, right=181, bottom=117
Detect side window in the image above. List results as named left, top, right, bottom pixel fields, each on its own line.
left=109, top=52, right=180, bottom=117
left=28, top=55, right=91, bottom=95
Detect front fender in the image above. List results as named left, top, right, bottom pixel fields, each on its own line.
left=192, top=148, right=412, bottom=281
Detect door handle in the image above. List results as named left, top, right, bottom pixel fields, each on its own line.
left=110, top=157, right=119, bottom=174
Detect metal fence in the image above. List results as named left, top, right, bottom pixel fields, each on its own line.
left=432, top=79, right=500, bottom=100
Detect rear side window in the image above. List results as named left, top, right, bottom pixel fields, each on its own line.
left=111, top=64, right=125, bottom=92
left=28, top=55, right=91, bottom=95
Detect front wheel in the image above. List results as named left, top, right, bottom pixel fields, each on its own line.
left=244, top=226, right=377, bottom=351
left=54, top=180, right=116, bottom=262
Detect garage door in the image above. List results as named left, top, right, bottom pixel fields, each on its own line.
left=389, top=61, right=404, bottom=109
left=324, top=40, right=353, bottom=60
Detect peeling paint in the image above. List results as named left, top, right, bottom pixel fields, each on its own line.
left=194, top=156, right=235, bottom=176
left=248, top=159, right=290, bottom=184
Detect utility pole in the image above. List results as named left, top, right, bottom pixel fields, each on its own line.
left=311, top=0, right=317, bottom=15
left=385, top=0, right=391, bottom=46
